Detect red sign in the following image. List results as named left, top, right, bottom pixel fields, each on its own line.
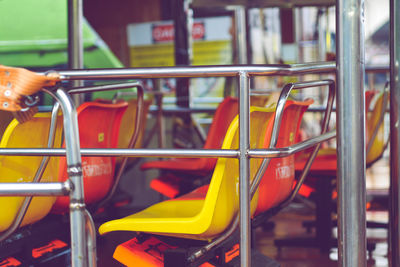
left=152, top=24, right=174, bottom=43
left=152, top=22, right=205, bottom=43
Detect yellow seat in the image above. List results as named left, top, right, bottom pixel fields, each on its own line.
left=250, top=94, right=271, bottom=107
left=366, top=90, right=388, bottom=165
left=99, top=106, right=276, bottom=240
left=0, top=113, right=63, bottom=232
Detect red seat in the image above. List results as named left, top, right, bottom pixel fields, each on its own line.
left=255, top=99, right=313, bottom=215
left=140, top=97, right=238, bottom=176
left=294, top=90, right=383, bottom=175
left=51, top=101, right=128, bottom=213
left=274, top=90, right=387, bottom=252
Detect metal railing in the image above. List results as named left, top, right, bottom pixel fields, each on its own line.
left=0, top=63, right=336, bottom=267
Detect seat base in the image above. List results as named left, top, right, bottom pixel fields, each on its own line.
left=0, top=215, right=71, bottom=266
left=113, top=233, right=280, bottom=267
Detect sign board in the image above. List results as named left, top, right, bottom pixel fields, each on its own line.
left=127, top=17, right=232, bottom=101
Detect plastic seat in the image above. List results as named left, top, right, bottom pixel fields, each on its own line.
left=250, top=94, right=271, bottom=107
left=0, top=113, right=63, bottom=232
left=255, top=99, right=314, bottom=215
left=116, top=97, right=153, bottom=166
left=275, top=90, right=388, bottom=252
left=140, top=97, right=239, bottom=176
left=99, top=106, right=276, bottom=240
left=51, top=101, right=128, bottom=213
left=295, top=90, right=387, bottom=173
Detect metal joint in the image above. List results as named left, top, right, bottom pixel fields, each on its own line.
left=238, top=70, right=248, bottom=77
left=70, top=202, right=86, bottom=210
left=67, top=164, right=82, bottom=177
left=63, top=180, right=74, bottom=195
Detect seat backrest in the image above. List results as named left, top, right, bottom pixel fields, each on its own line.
left=203, top=97, right=238, bottom=150
left=0, top=113, right=63, bottom=232
left=116, top=97, right=153, bottom=166
left=195, top=106, right=275, bottom=238
left=52, top=101, right=128, bottom=213
left=183, top=97, right=239, bottom=173
left=118, top=98, right=152, bottom=149
left=365, top=90, right=377, bottom=116
left=254, top=99, right=313, bottom=215
left=366, top=90, right=388, bottom=164
left=250, top=94, right=271, bottom=107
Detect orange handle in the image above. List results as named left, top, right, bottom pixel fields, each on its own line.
left=0, top=65, right=60, bottom=111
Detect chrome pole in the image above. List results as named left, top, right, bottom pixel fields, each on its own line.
left=52, top=88, right=88, bottom=267
left=234, top=6, right=248, bottom=64
left=336, top=0, right=367, bottom=265
left=53, top=63, right=336, bottom=80
left=389, top=0, right=400, bottom=264
left=68, top=0, right=84, bottom=105
left=0, top=148, right=239, bottom=158
left=238, top=71, right=250, bottom=267
left=0, top=182, right=71, bottom=196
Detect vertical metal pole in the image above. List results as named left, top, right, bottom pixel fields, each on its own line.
left=318, top=8, right=326, bottom=62
left=389, top=0, right=400, bottom=264
left=172, top=0, right=193, bottom=146
left=238, top=71, right=250, bottom=267
left=68, top=0, right=84, bottom=105
left=336, top=0, right=366, bottom=265
left=234, top=6, right=248, bottom=64
left=295, top=8, right=304, bottom=63
left=54, top=89, right=87, bottom=267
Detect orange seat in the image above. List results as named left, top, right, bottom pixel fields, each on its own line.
left=275, top=90, right=387, bottom=252
left=51, top=101, right=128, bottom=213
left=295, top=90, right=387, bottom=173
left=117, top=97, right=152, bottom=162
left=140, top=97, right=238, bottom=176
left=255, top=99, right=313, bottom=215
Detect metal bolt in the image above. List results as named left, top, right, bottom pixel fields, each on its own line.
left=6, top=82, right=11, bottom=88
left=2, top=102, right=9, bottom=108
left=4, top=90, right=11, bottom=97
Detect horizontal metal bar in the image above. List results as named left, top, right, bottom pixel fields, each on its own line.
left=0, top=181, right=71, bottom=196
left=48, top=62, right=335, bottom=80
left=68, top=82, right=142, bottom=94
left=41, top=104, right=325, bottom=114
left=0, top=131, right=334, bottom=158
left=0, top=148, right=239, bottom=158
left=365, top=65, right=390, bottom=73
left=149, top=106, right=216, bottom=114
left=249, top=130, right=336, bottom=158
left=291, top=79, right=334, bottom=89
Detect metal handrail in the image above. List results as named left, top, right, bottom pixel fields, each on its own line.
left=47, top=62, right=336, bottom=80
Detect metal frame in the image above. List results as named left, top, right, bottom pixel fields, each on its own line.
left=67, top=0, right=400, bottom=265
left=0, top=63, right=335, bottom=267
